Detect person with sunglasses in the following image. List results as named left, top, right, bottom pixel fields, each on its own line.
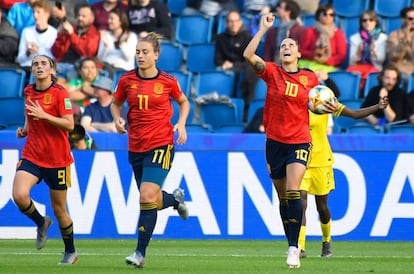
left=347, top=9, right=387, bottom=97
left=298, top=3, right=347, bottom=73
left=386, top=6, right=414, bottom=90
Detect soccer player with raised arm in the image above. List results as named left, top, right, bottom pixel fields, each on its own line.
left=243, top=13, right=324, bottom=269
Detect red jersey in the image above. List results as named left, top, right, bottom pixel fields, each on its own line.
left=259, top=63, right=318, bottom=144
left=22, top=82, right=74, bottom=167
left=113, top=69, right=183, bottom=152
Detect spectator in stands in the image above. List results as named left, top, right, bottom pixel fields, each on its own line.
left=215, top=10, right=258, bottom=122
left=66, top=57, right=100, bottom=111
left=386, top=6, right=414, bottom=89
left=91, top=0, right=128, bottom=31
left=295, top=0, right=319, bottom=14
left=263, top=0, right=304, bottom=64
left=17, top=0, right=57, bottom=77
left=243, top=0, right=277, bottom=16
left=69, top=124, right=98, bottom=150
left=361, top=65, right=407, bottom=127
left=97, top=7, right=137, bottom=75
left=80, top=76, right=116, bottom=132
left=406, top=90, right=414, bottom=124
left=7, top=0, right=38, bottom=36
left=347, top=10, right=387, bottom=97
left=47, top=0, right=87, bottom=28
left=0, top=6, right=19, bottom=67
left=0, top=0, right=25, bottom=13
left=299, top=3, right=347, bottom=73
left=187, top=0, right=239, bottom=17
left=128, top=0, right=172, bottom=39
left=51, top=4, right=99, bottom=80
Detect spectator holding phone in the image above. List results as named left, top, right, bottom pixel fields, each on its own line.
left=47, top=0, right=87, bottom=28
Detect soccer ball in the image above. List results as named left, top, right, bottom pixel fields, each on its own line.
left=308, top=85, right=335, bottom=114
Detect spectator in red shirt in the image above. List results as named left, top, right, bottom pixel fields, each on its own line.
left=51, top=4, right=99, bottom=79
left=92, top=0, right=128, bottom=31
left=299, top=3, right=347, bottom=73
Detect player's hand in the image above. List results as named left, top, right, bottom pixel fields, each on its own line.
left=26, top=98, right=48, bottom=119
left=16, top=127, right=27, bottom=138
left=378, top=96, right=389, bottom=109
left=261, top=14, right=274, bottom=30
left=115, top=117, right=127, bottom=134
left=322, top=97, right=338, bottom=113
left=173, top=123, right=187, bottom=145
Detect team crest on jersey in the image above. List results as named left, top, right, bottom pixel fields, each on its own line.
left=299, top=76, right=308, bottom=88
left=131, top=84, right=138, bottom=89
left=153, top=83, right=163, bottom=96
left=43, top=94, right=52, bottom=105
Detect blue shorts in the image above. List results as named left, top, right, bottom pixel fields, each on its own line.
left=128, top=144, right=174, bottom=189
left=16, top=159, right=71, bottom=190
left=265, top=139, right=311, bottom=180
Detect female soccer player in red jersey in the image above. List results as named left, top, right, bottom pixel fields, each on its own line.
left=12, top=55, right=78, bottom=265
left=243, top=14, right=322, bottom=269
left=111, top=32, right=190, bottom=268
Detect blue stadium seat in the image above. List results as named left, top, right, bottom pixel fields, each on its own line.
left=195, top=71, right=235, bottom=97
left=382, top=16, right=403, bottom=35
left=333, top=99, right=364, bottom=133
left=170, top=70, right=193, bottom=97
left=167, top=0, right=187, bottom=16
left=158, top=42, right=183, bottom=72
left=112, top=69, right=127, bottom=90
left=200, top=102, right=238, bottom=130
left=347, top=124, right=383, bottom=134
left=247, top=99, right=264, bottom=123
left=363, top=72, right=380, bottom=97
left=254, top=78, right=267, bottom=100
left=332, top=0, right=370, bottom=17
left=186, top=43, right=216, bottom=73
left=374, top=0, right=411, bottom=18
left=175, top=15, right=214, bottom=45
left=214, top=123, right=246, bottom=133
left=386, top=124, right=414, bottom=134
left=230, top=97, right=245, bottom=123
left=340, top=16, right=360, bottom=42
left=186, top=123, right=212, bottom=133
left=0, top=68, right=26, bottom=98
left=328, top=70, right=361, bottom=100
left=301, top=13, right=316, bottom=28
left=171, top=100, right=194, bottom=125
left=0, top=98, right=25, bottom=129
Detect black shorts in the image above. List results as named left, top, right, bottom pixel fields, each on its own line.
left=265, top=138, right=311, bottom=180
left=128, top=144, right=175, bottom=189
left=16, top=159, right=71, bottom=190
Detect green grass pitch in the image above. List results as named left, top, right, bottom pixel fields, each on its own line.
left=0, top=239, right=413, bottom=273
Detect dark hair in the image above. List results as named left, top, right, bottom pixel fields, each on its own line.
left=315, top=3, right=334, bottom=21
left=359, top=10, right=380, bottom=30
left=110, top=7, right=129, bottom=32
left=76, top=4, right=94, bottom=17
left=279, top=0, right=301, bottom=20
left=378, top=65, right=401, bottom=85
left=31, top=55, right=57, bottom=82
left=139, top=32, right=163, bottom=53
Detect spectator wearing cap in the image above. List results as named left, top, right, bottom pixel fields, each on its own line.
left=80, top=76, right=116, bottom=132
left=69, top=124, right=98, bottom=150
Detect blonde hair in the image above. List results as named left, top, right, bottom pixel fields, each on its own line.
left=138, top=32, right=164, bottom=53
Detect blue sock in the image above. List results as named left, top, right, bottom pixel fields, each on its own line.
left=286, top=190, right=302, bottom=248
left=279, top=199, right=289, bottom=239
left=159, top=191, right=178, bottom=210
left=136, top=204, right=157, bottom=257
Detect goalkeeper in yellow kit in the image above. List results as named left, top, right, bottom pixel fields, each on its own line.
left=299, top=71, right=389, bottom=258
